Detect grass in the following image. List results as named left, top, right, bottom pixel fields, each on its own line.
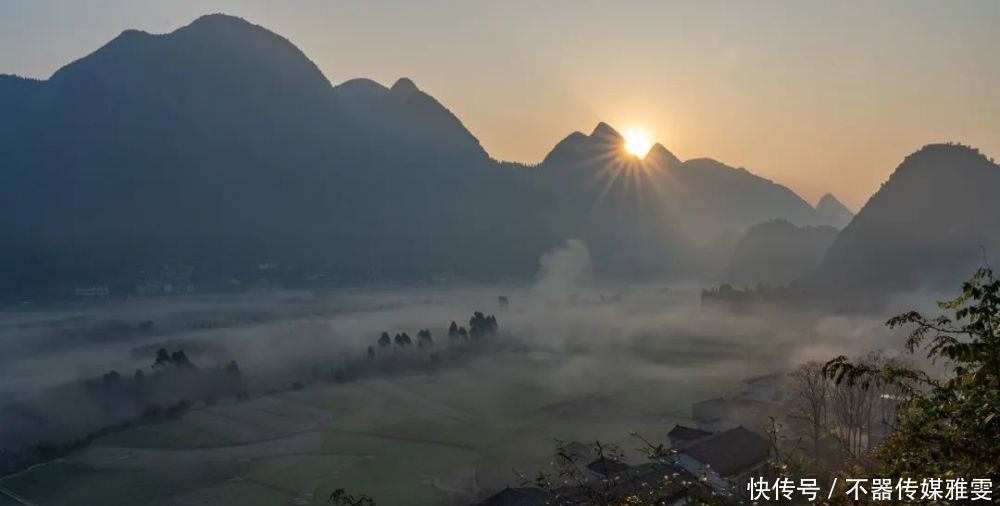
left=1, top=461, right=252, bottom=506
left=94, top=420, right=236, bottom=450
left=3, top=353, right=722, bottom=506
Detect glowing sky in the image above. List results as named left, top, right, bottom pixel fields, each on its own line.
left=2, top=0, right=999, bottom=209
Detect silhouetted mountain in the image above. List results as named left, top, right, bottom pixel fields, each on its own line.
left=725, top=220, right=838, bottom=285
left=535, top=123, right=822, bottom=275
left=332, top=77, right=488, bottom=161
left=0, top=13, right=831, bottom=298
left=814, top=193, right=853, bottom=228
left=0, top=14, right=546, bottom=299
left=811, top=144, right=1000, bottom=295
left=534, top=123, right=685, bottom=277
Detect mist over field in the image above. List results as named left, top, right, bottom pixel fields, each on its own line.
left=0, top=240, right=932, bottom=451
left=3, top=4, right=999, bottom=505
left=0, top=238, right=958, bottom=506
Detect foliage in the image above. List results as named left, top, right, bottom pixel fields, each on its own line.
left=329, top=488, right=376, bottom=506
left=824, top=267, right=1000, bottom=480
left=514, top=436, right=731, bottom=506
left=468, top=311, right=498, bottom=338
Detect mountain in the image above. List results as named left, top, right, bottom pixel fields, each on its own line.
left=534, top=123, right=686, bottom=277
left=535, top=123, right=822, bottom=275
left=0, top=14, right=546, bottom=299
left=810, top=144, right=1000, bottom=295
left=0, top=13, right=828, bottom=298
left=814, top=193, right=854, bottom=228
left=725, top=220, right=838, bottom=285
left=332, top=77, right=488, bottom=161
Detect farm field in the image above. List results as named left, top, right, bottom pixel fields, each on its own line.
left=0, top=351, right=742, bottom=506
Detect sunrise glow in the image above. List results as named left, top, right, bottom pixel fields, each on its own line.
left=622, top=128, right=653, bottom=158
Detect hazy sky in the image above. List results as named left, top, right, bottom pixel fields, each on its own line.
left=2, top=1, right=999, bottom=209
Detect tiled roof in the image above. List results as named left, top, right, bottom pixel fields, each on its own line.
left=683, top=426, right=769, bottom=476
left=667, top=424, right=712, bottom=441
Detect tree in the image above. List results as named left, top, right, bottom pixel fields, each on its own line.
left=170, top=350, right=195, bottom=370
left=329, top=489, right=375, bottom=506
left=367, top=346, right=376, bottom=359
left=788, top=361, right=828, bottom=467
left=101, top=370, right=121, bottom=388
left=416, top=329, right=433, bottom=347
left=394, top=332, right=412, bottom=348
left=469, top=311, right=499, bottom=338
left=153, top=347, right=171, bottom=368
left=824, top=267, right=1000, bottom=479
left=827, top=352, right=885, bottom=462
left=457, top=326, right=468, bottom=340
left=378, top=332, right=391, bottom=348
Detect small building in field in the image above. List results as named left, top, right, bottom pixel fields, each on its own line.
left=74, top=285, right=110, bottom=298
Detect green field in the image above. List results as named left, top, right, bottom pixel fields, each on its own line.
left=0, top=349, right=744, bottom=506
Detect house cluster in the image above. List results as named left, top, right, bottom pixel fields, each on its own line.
left=135, top=265, right=195, bottom=296
left=475, top=456, right=697, bottom=506
left=72, top=265, right=196, bottom=299
left=692, top=373, right=788, bottom=432
left=475, top=423, right=772, bottom=505
left=475, top=375, right=785, bottom=505
left=73, top=285, right=110, bottom=298
left=665, top=424, right=770, bottom=496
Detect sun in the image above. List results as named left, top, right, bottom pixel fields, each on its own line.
left=622, top=127, right=653, bottom=158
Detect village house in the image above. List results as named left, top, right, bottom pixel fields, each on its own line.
left=668, top=426, right=770, bottom=495
left=667, top=424, right=712, bottom=449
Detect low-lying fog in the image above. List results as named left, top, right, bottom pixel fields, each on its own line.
left=0, top=240, right=946, bottom=456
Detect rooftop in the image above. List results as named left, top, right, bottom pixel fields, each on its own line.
left=668, top=424, right=712, bottom=442
left=683, top=426, right=769, bottom=477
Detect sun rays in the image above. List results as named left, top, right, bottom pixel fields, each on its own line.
left=579, top=128, right=672, bottom=214
left=622, top=127, right=653, bottom=158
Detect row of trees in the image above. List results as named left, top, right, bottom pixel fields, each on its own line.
left=374, top=329, right=434, bottom=350
left=332, top=269, right=1000, bottom=505
left=366, top=312, right=500, bottom=358
left=788, top=352, right=902, bottom=471
left=2, top=348, right=248, bottom=476
left=448, top=312, right=499, bottom=340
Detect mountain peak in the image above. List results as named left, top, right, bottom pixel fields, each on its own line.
left=590, top=122, right=622, bottom=139
left=390, top=77, right=419, bottom=97
left=815, top=193, right=853, bottom=228
left=186, top=13, right=257, bottom=31
left=177, top=13, right=274, bottom=39
left=816, top=193, right=846, bottom=209
left=810, top=143, right=1000, bottom=294
left=646, top=142, right=681, bottom=167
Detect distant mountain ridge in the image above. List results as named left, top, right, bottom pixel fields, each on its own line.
left=0, top=13, right=889, bottom=299
left=814, top=193, right=854, bottom=228
left=535, top=121, right=824, bottom=274
left=810, top=144, right=1000, bottom=295
left=725, top=220, right=839, bottom=286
